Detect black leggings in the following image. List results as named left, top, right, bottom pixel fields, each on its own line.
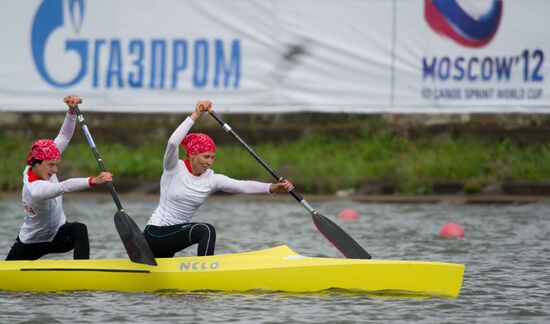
left=143, top=222, right=216, bottom=258
left=5, top=222, right=89, bottom=261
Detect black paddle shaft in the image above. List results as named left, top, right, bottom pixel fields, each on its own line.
left=208, top=110, right=371, bottom=259
left=209, top=112, right=308, bottom=207
left=73, top=106, right=123, bottom=210
left=72, top=104, right=157, bottom=266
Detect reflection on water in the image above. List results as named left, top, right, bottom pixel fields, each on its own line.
left=154, top=288, right=438, bottom=301
left=1, top=196, right=549, bottom=323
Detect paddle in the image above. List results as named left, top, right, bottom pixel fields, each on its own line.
left=68, top=99, right=157, bottom=266
left=207, top=109, right=372, bottom=259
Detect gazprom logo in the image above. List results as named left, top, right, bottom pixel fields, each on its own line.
left=31, top=0, right=241, bottom=89
left=424, top=0, right=503, bottom=48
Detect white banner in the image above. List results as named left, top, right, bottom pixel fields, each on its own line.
left=0, top=0, right=548, bottom=113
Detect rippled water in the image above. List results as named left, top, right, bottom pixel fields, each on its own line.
left=1, top=195, right=549, bottom=323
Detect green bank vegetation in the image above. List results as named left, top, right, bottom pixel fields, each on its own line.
left=2, top=131, right=550, bottom=194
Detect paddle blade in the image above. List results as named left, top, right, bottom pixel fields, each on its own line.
left=312, top=213, right=372, bottom=259
left=114, top=211, right=157, bottom=266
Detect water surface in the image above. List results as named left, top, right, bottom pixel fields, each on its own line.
left=1, top=196, right=549, bottom=323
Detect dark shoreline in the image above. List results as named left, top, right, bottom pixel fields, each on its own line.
left=1, top=191, right=548, bottom=204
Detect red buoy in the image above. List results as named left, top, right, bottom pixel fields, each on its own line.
left=439, top=222, right=465, bottom=238
left=338, top=208, right=359, bottom=220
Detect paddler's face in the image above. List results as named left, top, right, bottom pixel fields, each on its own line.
left=33, top=160, right=60, bottom=180
left=189, top=152, right=215, bottom=175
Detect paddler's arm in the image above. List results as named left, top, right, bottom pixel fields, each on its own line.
left=53, top=95, right=80, bottom=154
left=29, top=171, right=113, bottom=200
left=212, top=175, right=294, bottom=194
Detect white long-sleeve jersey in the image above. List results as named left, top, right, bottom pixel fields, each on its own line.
left=19, top=113, right=91, bottom=243
left=147, top=117, right=271, bottom=226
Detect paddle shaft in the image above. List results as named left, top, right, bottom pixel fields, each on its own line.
left=209, top=111, right=316, bottom=214
left=208, top=109, right=371, bottom=259
left=73, top=106, right=124, bottom=211
left=72, top=104, right=157, bottom=265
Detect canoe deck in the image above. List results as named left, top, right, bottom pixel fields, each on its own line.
left=0, top=245, right=464, bottom=297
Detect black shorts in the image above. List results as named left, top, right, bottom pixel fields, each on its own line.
left=144, top=222, right=216, bottom=258
left=5, top=222, right=89, bottom=261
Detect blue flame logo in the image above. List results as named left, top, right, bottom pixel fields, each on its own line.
left=31, top=0, right=88, bottom=87
left=69, top=0, right=84, bottom=33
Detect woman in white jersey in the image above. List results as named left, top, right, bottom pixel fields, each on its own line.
left=144, top=100, right=293, bottom=257
left=5, top=95, right=113, bottom=261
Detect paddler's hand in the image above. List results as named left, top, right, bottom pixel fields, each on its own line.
left=63, top=95, right=82, bottom=115
left=190, top=100, right=212, bottom=121
left=90, top=171, right=113, bottom=186
left=269, top=180, right=294, bottom=193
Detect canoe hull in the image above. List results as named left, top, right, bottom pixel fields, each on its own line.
left=0, top=245, right=464, bottom=297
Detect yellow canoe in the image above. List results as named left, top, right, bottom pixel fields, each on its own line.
left=0, top=245, right=464, bottom=297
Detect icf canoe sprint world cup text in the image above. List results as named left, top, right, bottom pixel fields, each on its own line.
left=421, top=1, right=544, bottom=103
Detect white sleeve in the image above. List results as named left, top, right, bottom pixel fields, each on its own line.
left=28, top=178, right=91, bottom=200
left=54, top=113, right=77, bottom=154
left=211, top=174, right=271, bottom=194
left=164, top=117, right=195, bottom=172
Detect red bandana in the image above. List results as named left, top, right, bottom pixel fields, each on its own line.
left=26, top=139, right=60, bottom=164
left=181, top=133, right=216, bottom=156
